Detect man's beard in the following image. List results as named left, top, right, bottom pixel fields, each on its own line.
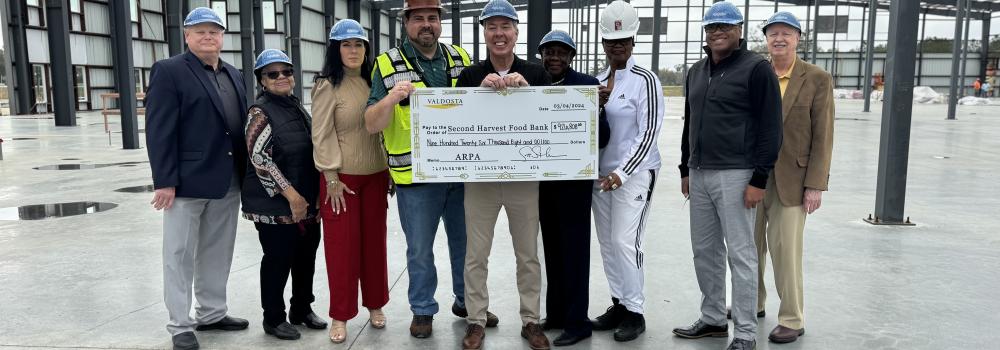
left=412, top=28, right=437, bottom=48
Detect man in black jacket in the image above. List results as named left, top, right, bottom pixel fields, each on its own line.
left=534, top=29, right=605, bottom=347
left=671, top=2, right=782, bottom=350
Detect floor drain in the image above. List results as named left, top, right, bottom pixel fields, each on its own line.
left=0, top=202, right=118, bottom=221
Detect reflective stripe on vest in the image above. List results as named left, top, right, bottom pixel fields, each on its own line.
left=374, top=44, right=471, bottom=184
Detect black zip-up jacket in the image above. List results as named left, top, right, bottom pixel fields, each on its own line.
left=680, top=43, right=782, bottom=189
left=456, top=56, right=551, bottom=88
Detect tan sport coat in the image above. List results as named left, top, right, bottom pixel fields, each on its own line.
left=772, top=57, right=834, bottom=207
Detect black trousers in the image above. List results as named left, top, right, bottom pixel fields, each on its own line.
left=539, top=180, right=594, bottom=336
left=255, top=221, right=321, bottom=327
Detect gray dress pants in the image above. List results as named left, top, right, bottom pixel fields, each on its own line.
left=162, top=181, right=240, bottom=335
left=688, top=168, right=758, bottom=341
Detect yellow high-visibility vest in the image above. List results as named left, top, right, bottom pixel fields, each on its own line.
left=373, top=43, right=471, bottom=184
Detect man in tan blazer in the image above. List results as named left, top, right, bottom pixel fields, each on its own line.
left=755, top=11, right=834, bottom=344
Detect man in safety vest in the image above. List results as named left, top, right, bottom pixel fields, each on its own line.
left=362, top=0, right=498, bottom=340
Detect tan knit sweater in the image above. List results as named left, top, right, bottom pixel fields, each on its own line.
left=311, top=68, right=388, bottom=179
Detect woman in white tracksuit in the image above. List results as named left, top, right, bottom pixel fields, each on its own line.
left=589, top=0, right=665, bottom=343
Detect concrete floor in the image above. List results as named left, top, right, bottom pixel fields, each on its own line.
left=1, top=99, right=999, bottom=350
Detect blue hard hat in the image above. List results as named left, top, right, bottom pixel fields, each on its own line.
left=184, top=7, right=225, bottom=29
left=479, top=0, right=518, bottom=25
left=763, top=11, right=802, bottom=33
left=254, top=49, right=293, bottom=72
left=329, top=19, right=368, bottom=42
left=703, top=1, right=744, bottom=27
left=538, top=30, right=577, bottom=54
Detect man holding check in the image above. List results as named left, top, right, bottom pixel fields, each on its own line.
left=454, top=1, right=551, bottom=349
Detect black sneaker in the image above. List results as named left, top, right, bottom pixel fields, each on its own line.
left=591, top=302, right=626, bottom=331
left=613, top=310, right=645, bottom=342
left=728, top=338, right=757, bottom=350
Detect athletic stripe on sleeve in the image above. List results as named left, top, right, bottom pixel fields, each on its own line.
left=622, top=66, right=660, bottom=175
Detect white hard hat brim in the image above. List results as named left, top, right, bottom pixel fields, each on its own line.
left=602, top=30, right=636, bottom=41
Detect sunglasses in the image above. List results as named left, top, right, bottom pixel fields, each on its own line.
left=262, top=68, right=295, bottom=80
left=705, top=23, right=739, bottom=34
left=602, top=38, right=632, bottom=48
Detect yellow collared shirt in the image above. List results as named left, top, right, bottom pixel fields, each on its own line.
left=775, top=58, right=796, bottom=98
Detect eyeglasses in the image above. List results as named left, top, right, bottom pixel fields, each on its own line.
left=262, top=68, right=294, bottom=80
left=704, top=23, right=739, bottom=34
left=602, top=38, right=632, bottom=48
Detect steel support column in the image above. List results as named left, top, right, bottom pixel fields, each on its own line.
left=6, top=0, right=33, bottom=115
left=46, top=0, right=76, bottom=126
left=285, top=0, right=303, bottom=98
left=959, top=0, right=972, bottom=97
left=389, top=12, right=398, bottom=48
left=109, top=0, right=139, bottom=148
left=742, top=0, right=749, bottom=37
left=830, top=0, right=839, bottom=78
left=347, top=0, right=361, bottom=21
left=324, top=0, right=335, bottom=29
left=917, top=9, right=927, bottom=86
left=253, top=0, right=264, bottom=56
left=581, top=2, right=588, bottom=72
left=981, top=16, right=991, bottom=84
left=167, top=0, right=184, bottom=56
left=869, top=0, right=920, bottom=226
left=473, top=16, right=480, bottom=62
left=862, top=0, right=877, bottom=112
left=240, top=0, right=255, bottom=105
left=451, top=0, right=460, bottom=46
left=811, top=0, right=819, bottom=64
left=569, top=2, right=576, bottom=70
left=590, top=0, right=604, bottom=75
left=370, top=5, right=381, bottom=56
left=947, top=0, right=967, bottom=120
left=527, top=0, right=551, bottom=64
left=652, top=0, right=662, bottom=73
left=857, top=6, right=866, bottom=89
left=800, top=0, right=815, bottom=60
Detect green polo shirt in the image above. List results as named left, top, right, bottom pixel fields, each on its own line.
left=367, top=38, right=451, bottom=107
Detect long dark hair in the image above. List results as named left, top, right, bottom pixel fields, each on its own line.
left=314, top=39, right=373, bottom=88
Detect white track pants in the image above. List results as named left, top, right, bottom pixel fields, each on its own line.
left=592, top=169, right=658, bottom=314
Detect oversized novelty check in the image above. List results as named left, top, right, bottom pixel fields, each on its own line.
left=410, top=86, right=600, bottom=183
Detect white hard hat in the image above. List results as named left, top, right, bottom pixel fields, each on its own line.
left=600, top=0, right=639, bottom=40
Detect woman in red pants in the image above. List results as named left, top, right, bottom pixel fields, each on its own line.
left=311, top=19, right=390, bottom=344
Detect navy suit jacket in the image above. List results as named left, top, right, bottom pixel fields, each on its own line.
left=146, top=51, right=248, bottom=199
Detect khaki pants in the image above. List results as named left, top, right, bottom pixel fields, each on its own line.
left=755, top=176, right=807, bottom=330
left=463, top=181, right=541, bottom=327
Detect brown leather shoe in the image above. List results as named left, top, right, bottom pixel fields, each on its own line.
left=520, top=322, right=551, bottom=350
left=462, top=324, right=485, bottom=350
left=409, top=315, right=433, bottom=339
left=768, top=325, right=804, bottom=343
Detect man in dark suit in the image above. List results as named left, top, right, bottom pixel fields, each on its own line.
left=146, top=8, right=250, bottom=350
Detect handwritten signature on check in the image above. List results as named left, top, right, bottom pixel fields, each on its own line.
left=518, top=146, right=567, bottom=160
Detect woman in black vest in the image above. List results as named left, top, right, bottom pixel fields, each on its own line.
left=241, top=49, right=327, bottom=341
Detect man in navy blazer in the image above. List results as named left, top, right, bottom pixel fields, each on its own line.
left=145, top=8, right=250, bottom=350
